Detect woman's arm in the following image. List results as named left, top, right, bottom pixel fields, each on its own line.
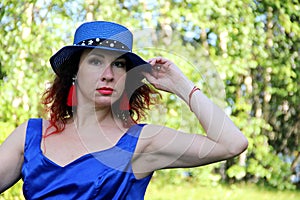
left=0, top=121, right=26, bottom=193
left=132, top=57, right=248, bottom=175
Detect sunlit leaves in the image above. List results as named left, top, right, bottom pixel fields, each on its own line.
left=0, top=1, right=299, bottom=198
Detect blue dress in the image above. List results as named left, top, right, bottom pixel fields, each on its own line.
left=22, top=118, right=153, bottom=199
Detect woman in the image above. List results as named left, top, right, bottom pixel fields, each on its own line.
left=0, top=21, right=248, bottom=199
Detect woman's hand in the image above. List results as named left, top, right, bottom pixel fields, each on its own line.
left=143, top=57, right=193, bottom=98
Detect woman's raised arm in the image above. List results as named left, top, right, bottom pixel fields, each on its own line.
left=132, top=57, right=248, bottom=174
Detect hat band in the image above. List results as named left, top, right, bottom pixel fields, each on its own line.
left=74, top=38, right=130, bottom=51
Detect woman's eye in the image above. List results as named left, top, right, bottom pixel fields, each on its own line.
left=89, top=58, right=103, bottom=66
left=112, top=61, right=126, bottom=68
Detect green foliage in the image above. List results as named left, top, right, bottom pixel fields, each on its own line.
left=0, top=181, right=24, bottom=200
left=152, top=163, right=222, bottom=188
left=0, top=0, right=299, bottom=198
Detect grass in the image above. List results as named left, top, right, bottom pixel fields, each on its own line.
left=145, top=181, right=300, bottom=200
left=1, top=180, right=299, bottom=200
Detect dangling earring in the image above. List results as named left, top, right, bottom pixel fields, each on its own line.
left=67, top=77, right=78, bottom=106
left=119, top=92, right=130, bottom=111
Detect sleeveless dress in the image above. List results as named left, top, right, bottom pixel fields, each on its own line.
left=21, top=118, right=153, bottom=200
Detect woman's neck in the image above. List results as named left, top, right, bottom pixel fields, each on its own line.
left=71, top=105, right=125, bottom=131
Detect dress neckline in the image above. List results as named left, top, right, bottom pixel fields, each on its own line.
left=38, top=121, right=136, bottom=168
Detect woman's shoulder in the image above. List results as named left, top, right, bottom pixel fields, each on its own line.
left=13, top=119, right=33, bottom=134
left=139, top=124, right=177, bottom=137
left=2, top=119, right=32, bottom=153
left=135, top=124, right=175, bottom=149
left=13, top=118, right=49, bottom=136
left=21, top=118, right=49, bottom=129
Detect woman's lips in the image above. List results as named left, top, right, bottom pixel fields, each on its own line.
left=96, top=87, right=114, bottom=95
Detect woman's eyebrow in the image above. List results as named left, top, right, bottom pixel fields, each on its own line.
left=89, top=53, right=105, bottom=58
left=115, top=57, right=126, bottom=61
left=89, top=52, right=126, bottom=61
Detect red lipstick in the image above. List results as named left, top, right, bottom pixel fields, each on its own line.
left=97, top=87, right=114, bottom=95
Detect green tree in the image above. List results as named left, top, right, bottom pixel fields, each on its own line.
left=1, top=0, right=299, bottom=199
left=0, top=0, right=76, bottom=198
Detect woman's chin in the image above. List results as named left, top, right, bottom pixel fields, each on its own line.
left=93, top=98, right=118, bottom=108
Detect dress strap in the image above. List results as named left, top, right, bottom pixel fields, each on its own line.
left=24, top=118, right=43, bottom=162
left=116, top=124, right=146, bottom=153
left=91, top=124, right=146, bottom=173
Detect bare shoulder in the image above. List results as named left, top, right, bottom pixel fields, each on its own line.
left=132, top=124, right=174, bottom=178
left=1, top=118, right=45, bottom=152
left=136, top=124, right=176, bottom=151
left=5, top=120, right=29, bottom=146
left=133, top=124, right=200, bottom=177
left=139, top=124, right=178, bottom=139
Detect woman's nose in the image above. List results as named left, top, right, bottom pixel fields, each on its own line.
left=100, top=65, right=114, bottom=82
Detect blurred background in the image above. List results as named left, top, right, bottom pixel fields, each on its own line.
left=0, top=0, right=299, bottom=199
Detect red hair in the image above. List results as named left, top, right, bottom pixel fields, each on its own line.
left=42, top=51, right=160, bottom=135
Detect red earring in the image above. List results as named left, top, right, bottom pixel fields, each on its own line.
left=67, top=77, right=78, bottom=106
left=119, top=92, right=130, bottom=111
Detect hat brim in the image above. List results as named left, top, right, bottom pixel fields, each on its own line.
left=50, top=45, right=152, bottom=76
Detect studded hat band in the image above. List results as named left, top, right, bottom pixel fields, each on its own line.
left=74, top=38, right=130, bottom=51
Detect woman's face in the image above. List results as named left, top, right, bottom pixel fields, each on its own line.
left=76, top=49, right=127, bottom=108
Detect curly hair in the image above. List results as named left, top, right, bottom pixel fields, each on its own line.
left=42, top=50, right=160, bottom=135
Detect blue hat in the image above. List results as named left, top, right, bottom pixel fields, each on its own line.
left=50, top=21, right=151, bottom=75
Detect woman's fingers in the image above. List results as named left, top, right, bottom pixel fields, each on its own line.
left=148, top=57, right=173, bottom=76
left=148, top=57, right=170, bottom=66
left=144, top=57, right=184, bottom=93
left=142, top=72, right=161, bottom=89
